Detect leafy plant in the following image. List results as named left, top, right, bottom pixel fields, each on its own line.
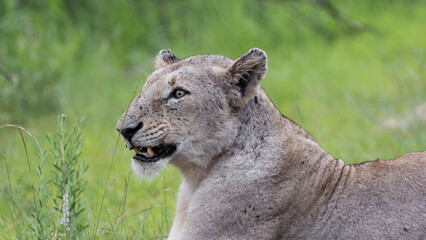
left=47, top=115, right=88, bottom=238
left=2, top=115, right=89, bottom=239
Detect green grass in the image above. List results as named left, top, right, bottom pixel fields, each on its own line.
left=1, top=0, right=425, bottom=239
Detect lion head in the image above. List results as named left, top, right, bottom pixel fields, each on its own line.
left=116, top=49, right=267, bottom=176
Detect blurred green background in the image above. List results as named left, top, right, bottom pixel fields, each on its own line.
left=1, top=0, right=425, bottom=238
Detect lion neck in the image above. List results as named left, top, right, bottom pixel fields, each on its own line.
left=229, top=89, right=346, bottom=217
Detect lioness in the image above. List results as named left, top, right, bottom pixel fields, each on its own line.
left=116, top=49, right=426, bottom=239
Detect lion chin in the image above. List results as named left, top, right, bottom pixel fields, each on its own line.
left=131, top=157, right=169, bottom=177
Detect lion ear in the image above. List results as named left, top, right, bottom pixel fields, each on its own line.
left=227, top=48, right=267, bottom=107
left=155, top=49, right=180, bottom=69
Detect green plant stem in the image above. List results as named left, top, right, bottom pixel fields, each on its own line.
left=18, top=129, right=32, bottom=175
left=93, top=76, right=143, bottom=238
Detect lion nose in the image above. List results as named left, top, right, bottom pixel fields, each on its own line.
left=117, top=122, right=143, bottom=142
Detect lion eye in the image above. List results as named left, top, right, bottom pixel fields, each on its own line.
left=171, top=88, right=188, bottom=99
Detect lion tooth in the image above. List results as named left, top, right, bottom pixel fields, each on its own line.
left=133, top=147, right=141, bottom=153
left=147, top=147, right=155, bottom=157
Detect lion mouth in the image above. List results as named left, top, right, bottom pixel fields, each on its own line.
left=132, top=144, right=177, bottom=163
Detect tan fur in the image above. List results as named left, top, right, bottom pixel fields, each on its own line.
left=117, top=49, right=426, bottom=239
